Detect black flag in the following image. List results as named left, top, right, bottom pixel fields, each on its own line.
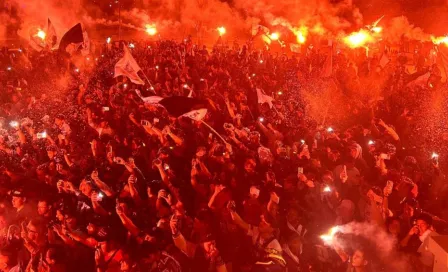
left=58, top=23, right=84, bottom=54
left=158, top=96, right=208, bottom=120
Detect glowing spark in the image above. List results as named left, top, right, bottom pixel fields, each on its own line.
left=74, top=68, right=79, bottom=73
left=277, top=91, right=282, bottom=95
left=343, top=30, right=372, bottom=48
left=368, top=140, right=375, bottom=145
left=7, top=67, right=11, bottom=71
left=217, top=26, right=226, bottom=36
left=269, top=32, right=280, bottom=40
left=37, top=30, right=46, bottom=40
left=106, top=37, right=111, bottom=44
left=259, top=60, right=264, bottom=64
left=145, top=24, right=157, bottom=36
left=300, top=139, right=305, bottom=144
left=129, top=43, right=135, bottom=48
left=327, top=127, right=334, bottom=132
left=432, top=152, right=439, bottom=159
left=323, top=186, right=331, bottom=192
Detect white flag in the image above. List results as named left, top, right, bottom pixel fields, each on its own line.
left=81, top=31, right=91, bottom=56
left=182, top=108, right=207, bottom=121
left=114, top=46, right=145, bottom=85
left=135, top=90, right=163, bottom=104
left=251, top=25, right=270, bottom=36
left=46, top=18, right=57, bottom=48
left=379, top=53, right=390, bottom=69
left=256, top=88, right=274, bottom=108
left=290, top=44, right=300, bottom=53
left=321, top=50, right=333, bottom=78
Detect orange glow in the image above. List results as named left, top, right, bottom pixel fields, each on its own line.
left=145, top=24, right=157, bottom=36
left=343, top=30, right=372, bottom=48
left=432, top=36, right=448, bottom=46
left=320, top=226, right=340, bottom=244
left=269, top=32, right=280, bottom=41
left=371, top=27, right=382, bottom=34
left=311, top=24, right=325, bottom=35
left=36, top=30, right=46, bottom=40
left=292, top=26, right=307, bottom=44
left=217, top=26, right=226, bottom=36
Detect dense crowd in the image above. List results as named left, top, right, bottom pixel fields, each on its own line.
left=0, top=37, right=447, bottom=272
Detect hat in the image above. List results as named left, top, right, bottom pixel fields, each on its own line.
left=9, top=189, right=25, bottom=198
left=416, top=213, right=433, bottom=226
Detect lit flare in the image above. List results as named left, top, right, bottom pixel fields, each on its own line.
left=292, top=26, right=307, bottom=44
left=145, top=24, right=157, bottom=36
left=320, top=226, right=340, bottom=244
left=36, top=30, right=46, bottom=40
left=343, top=30, right=372, bottom=48
left=217, top=26, right=226, bottom=36
left=269, top=32, right=280, bottom=41
left=432, top=36, right=448, bottom=46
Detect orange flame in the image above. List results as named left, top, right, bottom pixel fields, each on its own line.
left=145, top=24, right=157, bottom=36
left=371, top=27, right=382, bottom=34
left=432, top=36, right=448, bottom=46
left=217, top=26, right=226, bottom=36
left=292, top=26, right=307, bottom=44
left=36, top=30, right=46, bottom=40
left=343, top=30, right=373, bottom=48
left=269, top=32, right=280, bottom=41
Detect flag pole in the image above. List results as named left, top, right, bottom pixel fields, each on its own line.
left=200, top=120, right=228, bottom=145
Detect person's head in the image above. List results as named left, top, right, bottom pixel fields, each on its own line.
left=386, top=217, right=401, bottom=236
left=64, top=211, right=78, bottom=230
left=244, top=157, right=256, bottom=173
left=37, top=199, right=52, bottom=217
left=351, top=248, right=368, bottom=267
left=10, top=190, right=25, bottom=209
left=55, top=115, right=65, bottom=126
left=116, top=198, right=133, bottom=216
left=286, top=208, right=301, bottom=226
left=46, top=146, right=57, bottom=160
left=349, top=143, right=361, bottom=159
left=27, top=219, right=45, bottom=242
left=0, top=213, right=8, bottom=229
left=79, top=179, right=94, bottom=197
left=415, top=214, right=432, bottom=235
left=45, top=247, right=64, bottom=266
left=56, top=209, right=64, bottom=222
left=0, top=246, right=18, bottom=271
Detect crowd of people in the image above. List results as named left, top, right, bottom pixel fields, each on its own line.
left=0, top=36, right=447, bottom=272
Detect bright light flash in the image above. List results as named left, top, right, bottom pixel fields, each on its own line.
left=320, top=226, right=340, bottom=244
left=37, top=30, right=46, bottom=40
left=217, top=26, right=226, bottom=36
left=270, top=32, right=279, bottom=40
